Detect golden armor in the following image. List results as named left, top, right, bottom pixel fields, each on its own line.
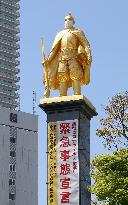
left=43, top=13, right=92, bottom=97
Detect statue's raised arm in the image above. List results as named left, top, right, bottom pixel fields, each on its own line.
left=42, top=13, right=92, bottom=98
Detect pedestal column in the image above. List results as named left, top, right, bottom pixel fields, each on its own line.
left=39, top=95, right=97, bottom=205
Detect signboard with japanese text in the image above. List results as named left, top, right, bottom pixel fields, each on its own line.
left=48, top=122, right=58, bottom=205
left=48, top=120, right=79, bottom=205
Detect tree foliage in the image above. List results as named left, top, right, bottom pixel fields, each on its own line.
left=91, top=92, right=128, bottom=205
left=96, top=91, right=128, bottom=149
left=91, top=148, right=128, bottom=205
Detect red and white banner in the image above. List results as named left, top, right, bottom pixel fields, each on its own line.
left=48, top=120, right=79, bottom=205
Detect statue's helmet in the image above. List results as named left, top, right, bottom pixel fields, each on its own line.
left=64, top=13, right=75, bottom=25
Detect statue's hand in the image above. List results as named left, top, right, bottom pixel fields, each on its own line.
left=44, top=88, right=50, bottom=98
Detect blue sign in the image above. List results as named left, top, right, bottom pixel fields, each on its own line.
left=10, top=113, right=17, bottom=123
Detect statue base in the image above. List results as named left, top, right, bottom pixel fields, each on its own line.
left=39, top=95, right=97, bottom=205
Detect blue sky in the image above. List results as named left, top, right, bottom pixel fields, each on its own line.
left=20, top=1, right=128, bottom=204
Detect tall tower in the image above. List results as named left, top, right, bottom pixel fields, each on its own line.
left=0, top=1, right=38, bottom=205
left=0, top=0, right=20, bottom=109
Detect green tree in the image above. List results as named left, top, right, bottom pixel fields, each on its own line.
left=96, top=91, right=128, bottom=149
left=91, top=91, right=128, bottom=205
left=91, top=149, right=128, bottom=205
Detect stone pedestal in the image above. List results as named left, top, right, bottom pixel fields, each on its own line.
left=39, top=95, right=97, bottom=205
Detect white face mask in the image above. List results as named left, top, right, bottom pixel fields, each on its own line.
left=64, top=19, right=74, bottom=29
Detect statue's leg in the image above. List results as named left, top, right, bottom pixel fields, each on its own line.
left=59, top=82, right=68, bottom=96
left=58, top=62, right=69, bottom=96
left=73, top=80, right=81, bottom=95
left=69, top=59, right=82, bottom=95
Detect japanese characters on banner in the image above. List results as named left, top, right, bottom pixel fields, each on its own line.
left=58, top=120, right=79, bottom=205
left=48, top=120, right=79, bottom=205
left=48, top=122, right=58, bottom=205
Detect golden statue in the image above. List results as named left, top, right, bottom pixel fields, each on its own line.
left=42, top=13, right=92, bottom=98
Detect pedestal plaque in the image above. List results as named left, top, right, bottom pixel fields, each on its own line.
left=39, top=95, right=97, bottom=205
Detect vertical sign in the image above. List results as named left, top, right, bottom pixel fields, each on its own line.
left=48, top=120, right=79, bottom=205
left=58, top=120, right=79, bottom=205
left=48, top=122, right=58, bottom=205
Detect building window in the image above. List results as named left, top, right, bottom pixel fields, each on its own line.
left=9, top=164, right=12, bottom=171
left=13, top=164, right=16, bottom=171
left=9, top=164, right=15, bottom=172
left=9, top=179, right=15, bottom=186
left=9, top=179, right=12, bottom=185
left=9, top=193, right=15, bottom=200
left=10, top=137, right=16, bottom=143
left=10, top=151, right=16, bottom=157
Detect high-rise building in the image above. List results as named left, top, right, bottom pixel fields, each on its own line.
left=0, top=0, right=20, bottom=109
left=0, top=1, right=38, bottom=205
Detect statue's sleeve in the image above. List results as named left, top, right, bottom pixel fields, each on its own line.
left=48, top=33, right=61, bottom=62
left=77, top=30, right=92, bottom=64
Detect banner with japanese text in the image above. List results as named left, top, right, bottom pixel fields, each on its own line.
left=48, top=120, right=79, bottom=205
left=48, top=122, right=58, bottom=205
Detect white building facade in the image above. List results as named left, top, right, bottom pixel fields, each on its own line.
left=0, top=107, right=38, bottom=205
